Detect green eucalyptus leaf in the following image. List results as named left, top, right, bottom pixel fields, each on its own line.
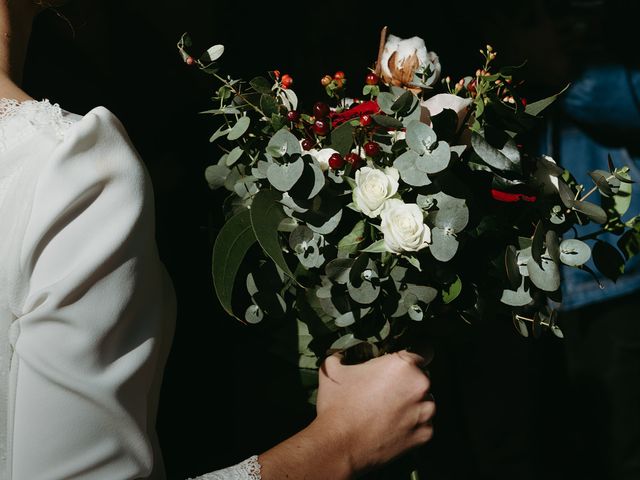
left=330, top=121, right=355, bottom=155
left=391, top=90, right=416, bottom=115
left=504, top=245, right=522, bottom=290
left=471, top=132, right=518, bottom=172
left=442, top=276, right=462, bottom=304
left=618, top=229, right=640, bottom=261
left=267, top=128, right=302, bottom=158
left=589, top=170, right=614, bottom=197
left=592, top=241, right=625, bottom=282
left=372, top=114, right=404, bottom=129
left=557, top=180, right=576, bottom=208
left=524, top=84, right=569, bottom=116
left=338, top=220, right=366, bottom=255
left=408, top=304, right=424, bottom=321
left=612, top=170, right=633, bottom=216
left=325, top=258, right=354, bottom=284
left=361, top=239, right=388, bottom=253
left=532, top=221, right=545, bottom=266
left=250, top=190, right=296, bottom=281
left=559, top=239, right=591, bottom=266
left=546, top=230, right=560, bottom=263
left=260, top=94, right=279, bottom=116
left=572, top=200, right=607, bottom=224
left=425, top=192, right=469, bottom=232
left=227, top=116, right=251, bottom=141
left=249, top=76, right=272, bottom=94
left=306, top=208, right=343, bottom=235
left=212, top=209, right=257, bottom=317
left=512, top=313, right=529, bottom=337
left=210, top=125, right=231, bottom=142
left=393, top=150, right=431, bottom=187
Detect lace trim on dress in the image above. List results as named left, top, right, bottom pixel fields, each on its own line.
left=187, top=455, right=261, bottom=480
left=0, top=98, right=72, bottom=153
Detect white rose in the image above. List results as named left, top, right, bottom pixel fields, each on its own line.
left=380, top=199, right=431, bottom=253
left=353, top=166, right=400, bottom=218
left=307, top=147, right=338, bottom=172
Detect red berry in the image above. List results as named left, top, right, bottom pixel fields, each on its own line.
left=313, top=102, right=330, bottom=119
left=521, top=97, right=527, bottom=107
left=274, top=70, right=281, bottom=80
left=281, top=74, right=293, bottom=89
left=365, top=72, right=379, bottom=85
left=364, top=141, right=380, bottom=157
left=345, top=152, right=361, bottom=168
left=328, top=153, right=345, bottom=169
left=313, top=119, right=330, bottom=136
left=287, top=111, right=300, bottom=123
left=334, top=71, right=345, bottom=80
left=320, top=75, right=332, bottom=86
left=185, top=56, right=195, bottom=66
left=360, top=114, right=373, bottom=127
left=302, top=139, right=314, bottom=151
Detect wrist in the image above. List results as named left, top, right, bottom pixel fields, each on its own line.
left=306, top=413, right=357, bottom=478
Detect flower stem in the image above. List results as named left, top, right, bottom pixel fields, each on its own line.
left=410, top=469, right=421, bottom=480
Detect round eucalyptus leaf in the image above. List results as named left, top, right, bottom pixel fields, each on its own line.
left=415, top=141, right=451, bottom=174
left=233, top=176, right=259, bottom=199
left=347, top=275, right=380, bottom=305
left=393, top=150, right=419, bottom=173
left=267, top=128, right=302, bottom=158
left=427, top=192, right=469, bottom=232
left=517, top=247, right=532, bottom=276
left=251, top=160, right=270, bottom=179
left=306, top=208, right=343, bottom=235
left=225, top=146, right=244, bottom=166
left=205, top=164, right=230, bottom=189
left=267, top=158, right=305, bottom=192
left=501, top=280, right=533, bottom=307
left=245, top=304, right=264, bottom=324
left=559, top=239, right=591, bottom=266
left=527, top=255, right=560, bottom=292
left=406, top=120, right=437, bottom=155
left=551, top=324, right=565, bottom=338
left=430, top=227, right=459, bottom=262
left=408, top=304, right=424, bottom=321
left=325, top=258, right=354, bottom=284
left=406, top=284, right=438, bottom=304
left=376, top=92, right=397, bottom=115
left=393, top=150, right=431, bottom=186
left=289, top=225, right=314, bottom=251
left=305, top=157, right=326, bottom=199
left=334, top=311, right=356, bottom=327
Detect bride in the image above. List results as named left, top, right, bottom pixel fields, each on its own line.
left=0, top=1, right=435, bottom=479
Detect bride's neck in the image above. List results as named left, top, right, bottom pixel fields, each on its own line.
left=0, top=0, right=38, bottom=101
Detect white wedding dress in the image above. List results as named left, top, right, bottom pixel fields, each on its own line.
left=0, top=99, right=260, bottom=480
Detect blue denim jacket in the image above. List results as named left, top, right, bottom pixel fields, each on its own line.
left=541, top=64, right=640, bottom=310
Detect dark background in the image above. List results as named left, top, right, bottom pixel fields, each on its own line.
left=22, top=1, right=639, bottom=478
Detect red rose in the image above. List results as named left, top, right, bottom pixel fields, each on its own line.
left=330, top=100, right=380, bottom=127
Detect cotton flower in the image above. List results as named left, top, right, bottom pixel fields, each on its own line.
left=379, top=34, right=441, bottom=92
left=420, top=94, right=473, bottom=130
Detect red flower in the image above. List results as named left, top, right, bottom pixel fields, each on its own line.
left=491, top=189, right=537, bottom=203
left=330, top=100, right=380, bottom=127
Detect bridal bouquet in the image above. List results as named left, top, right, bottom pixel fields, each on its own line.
left=179, top=28, right=639, bottom=370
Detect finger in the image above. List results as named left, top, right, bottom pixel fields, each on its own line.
left=417, top=399, right=436, bottom=424
left=395, top=349, right=428, bottom=369
left=320, top=352, right=344, bottom=380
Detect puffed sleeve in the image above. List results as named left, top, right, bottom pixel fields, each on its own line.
left=9, top=107, right=175, bottom=480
